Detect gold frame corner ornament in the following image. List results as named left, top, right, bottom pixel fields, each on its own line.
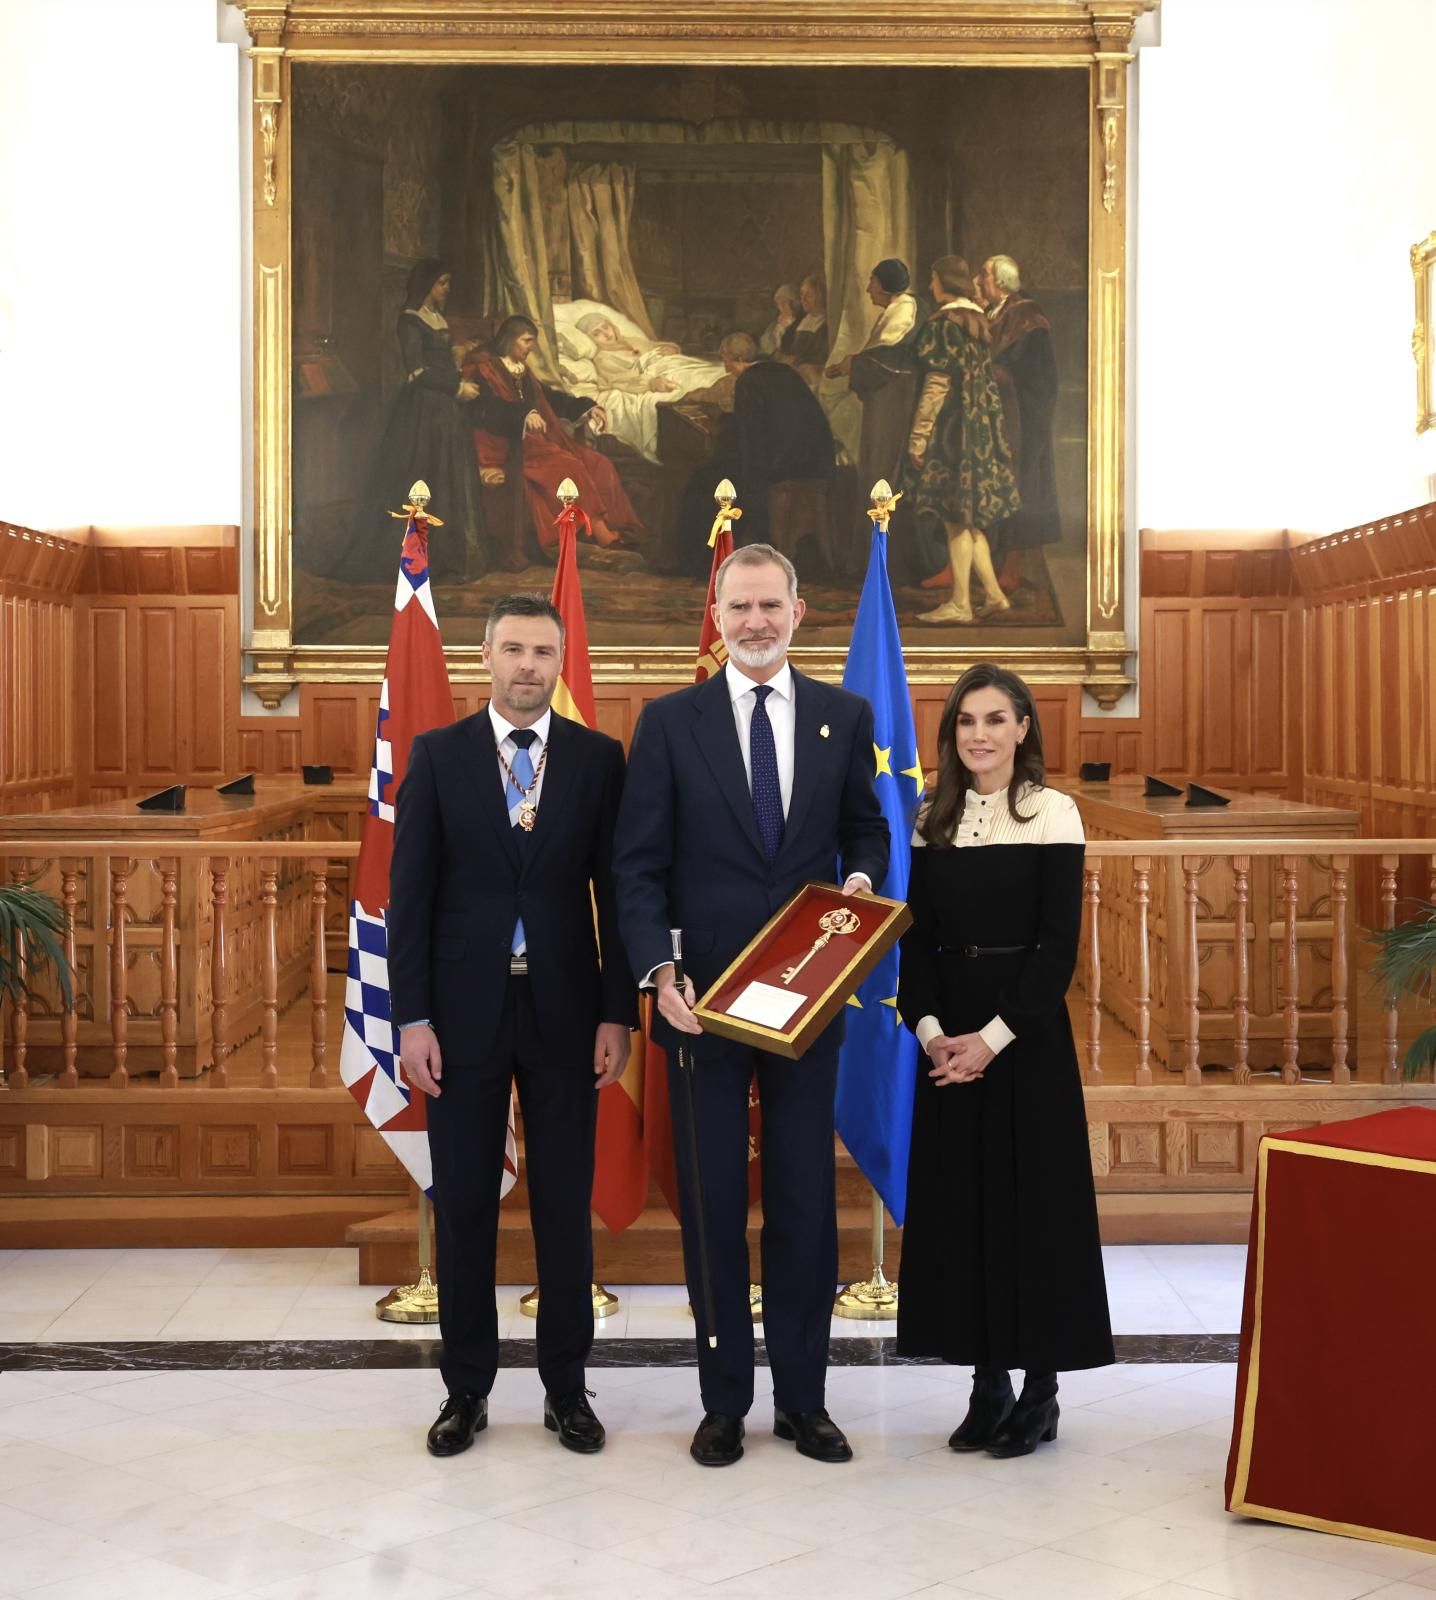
left=1413, top=229, right=1436, bottom=436
left=232, top=0, right=1155, bottom=702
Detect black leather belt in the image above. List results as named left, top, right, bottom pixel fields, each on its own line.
left=957, top=944, right=1033, bottom=957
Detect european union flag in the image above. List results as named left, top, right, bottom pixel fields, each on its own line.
left=837, top=526, right=924, bottom=1225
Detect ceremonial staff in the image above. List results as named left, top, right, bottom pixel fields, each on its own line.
left=670, top=927, right=718, bottom=1348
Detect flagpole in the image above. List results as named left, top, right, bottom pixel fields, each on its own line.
left=833, top=1187, right=899, bottom=1319
left=376, top=1185, right=441, bottom=1323
left=833, top=481, right=912, bottom=1324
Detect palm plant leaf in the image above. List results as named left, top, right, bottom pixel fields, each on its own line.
left=0, top=880, right=74, bottom=1009
left=1369, top=899, right=1436, bottom=1080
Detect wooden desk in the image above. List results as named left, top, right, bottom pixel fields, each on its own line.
left=1070, top=781, right=1360, bottom=1073
left=2, top=781, right=365, bottom=1079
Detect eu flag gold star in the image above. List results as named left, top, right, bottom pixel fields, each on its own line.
left=901, top=757, right=925, bottom=798
left=874, top=743, right=893, bottom=777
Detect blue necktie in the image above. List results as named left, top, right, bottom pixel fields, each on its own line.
left=508, top=728, right=537, bottom=954
left=749, top=684, right=784, bottom=864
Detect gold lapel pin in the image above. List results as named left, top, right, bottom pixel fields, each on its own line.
left=819, top=724, right=830, bottom=739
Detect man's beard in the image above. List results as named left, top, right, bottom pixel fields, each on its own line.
left=725, top=630, right=790, bottom=671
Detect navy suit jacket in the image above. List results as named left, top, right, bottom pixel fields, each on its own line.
left=613, top=667, right=890, bottom=1058
left=388, top=708, right=637, bottom=1065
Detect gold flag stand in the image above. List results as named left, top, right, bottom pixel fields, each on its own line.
left=519, top=1284, right=622, bottom=1319
left=687, top=1284, right=764, bottom=1321
left=833, top=1189, right=898, bottom=1319
left=376, top=1188, right=440, bottom=1323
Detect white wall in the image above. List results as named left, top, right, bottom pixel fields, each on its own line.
left=2, top=0, right=1433, bottom=544
left=1135, top=0, right=1436, bottom=532
left=0, top=0, right=242, bottom=529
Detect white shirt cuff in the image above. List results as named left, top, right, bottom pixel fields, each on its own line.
left=915, top=1015, right=943, bottom=1053
left=398, top=1018, right=431, bottom=1031
left=845, top=873, right=873, bottom=893
left=978, top=1015, right=1015, bottom=1056
left=640, top=964, right=669, bottom=990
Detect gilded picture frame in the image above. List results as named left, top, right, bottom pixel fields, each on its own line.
left=1415, top=230, right=1436, bottom=436
left=230, top=0, right=1159, bottom=708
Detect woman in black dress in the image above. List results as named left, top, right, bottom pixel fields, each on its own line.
left=897, top=664, right=1113, bottom=1457
left=347, top=258, right=486, bottom=585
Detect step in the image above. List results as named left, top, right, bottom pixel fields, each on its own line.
left=347, top=1204, right=903, bottom=1287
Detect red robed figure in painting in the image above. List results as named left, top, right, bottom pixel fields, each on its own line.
left=468, top=313, right=641, bottom=567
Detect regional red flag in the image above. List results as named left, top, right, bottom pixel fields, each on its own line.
left=550, top=504, right=648, bottom=1232
left=338, top=508, right=518, bottom=1195
left=643, top=505, right=762, bottom=1216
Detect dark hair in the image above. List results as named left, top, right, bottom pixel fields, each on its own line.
left=494, top=314, right=539, bottom=356
left=403, top=257, right=447, bottom=311
left=918, top=664, right=1045, bottom=845
left=931, top=254, right=974, bottom=298
left=485, top=591, right=565, bottom=645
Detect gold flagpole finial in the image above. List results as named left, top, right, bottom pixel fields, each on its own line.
left=709, top=479, right=743, bottom=547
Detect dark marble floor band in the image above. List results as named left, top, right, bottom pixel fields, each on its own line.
left=0, top=1332, right=1239, bottom=1374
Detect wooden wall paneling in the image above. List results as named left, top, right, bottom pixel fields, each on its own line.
left=185, top=602, right=236, bottom=780
left=1196, top=603, right=1244, bottom=781
left=1144, top=600, right=1193, bottom=777
left=83, top=604, right=129, bottom=792
left=137, top=605, right=179, bottom=775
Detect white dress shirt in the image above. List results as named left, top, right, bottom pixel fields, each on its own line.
left=490, top=704, right=551, bottom=958
left=725, top=660, right=795, bottom=817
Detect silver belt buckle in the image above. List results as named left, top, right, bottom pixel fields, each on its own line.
left=509, top=954, right=528, bottom=976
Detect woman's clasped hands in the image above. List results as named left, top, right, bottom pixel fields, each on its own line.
left=925, top=1031, right=996, bottom=1086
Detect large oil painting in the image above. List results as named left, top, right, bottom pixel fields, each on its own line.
left=289, top=64, right=1091, bottom=651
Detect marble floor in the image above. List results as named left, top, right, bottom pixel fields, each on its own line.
left=1, top=1246, right=1430, bottom=1600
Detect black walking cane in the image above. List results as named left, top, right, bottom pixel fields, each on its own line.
left=671, top=928, right=718, bottom=1349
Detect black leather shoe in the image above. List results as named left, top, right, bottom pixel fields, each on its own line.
left=773, top=1407, right=853, bottom=1463
left=544, top=1388, right=606, bottom=1454
left=426, top=1391, right=487, bottom=1457
left=949, top=1366, right=1016, bottom=1452
left=986, top=1375, right=1059, bottom=1459
left=690, top=1411, right=745, bottom=1467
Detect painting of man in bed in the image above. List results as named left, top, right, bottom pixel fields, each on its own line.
left=289, top=63, right=1090, bottom=651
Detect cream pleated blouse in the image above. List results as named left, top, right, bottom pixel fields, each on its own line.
left=910, top=782, right=1084, bottom=1056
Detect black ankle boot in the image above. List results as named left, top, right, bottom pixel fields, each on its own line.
left=985, top=1372, right=1058, bottom=1458
left=948, top=1366, right=1015, bottom=1452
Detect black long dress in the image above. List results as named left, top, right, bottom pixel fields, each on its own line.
left=345, top=310, right=486, bottom=585
left=896, top=784, right=1114, bottom=1373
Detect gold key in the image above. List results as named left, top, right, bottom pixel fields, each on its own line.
left=780, top=908, right=862, bottom=986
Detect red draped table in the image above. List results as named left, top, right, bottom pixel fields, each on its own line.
left=1225, top=1107, right=1436, bottom=1555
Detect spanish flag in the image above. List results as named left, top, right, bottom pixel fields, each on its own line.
left=550, top=497, right=649, bottom=1232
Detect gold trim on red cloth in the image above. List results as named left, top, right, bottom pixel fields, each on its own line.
left=1229, top=1135, right=1436, bottom=1555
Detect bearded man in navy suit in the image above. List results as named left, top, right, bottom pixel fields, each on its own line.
left=614, top=544, right=889, bottom=1467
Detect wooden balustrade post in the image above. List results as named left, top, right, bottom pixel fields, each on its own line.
left=259, top=855, right=280, bottom=1089
left=1133, top=854, right=1153, bottom=1087
left=1279, top=856, right=1301, bottom=1084
left=109, top=857, right=131, bottom=1088
left=6, top=858, right=30, bottom=1090
left=1329, top=855, right=1351, bottom=1084
left=1380, top=855, right=1399, bottom=1084
left=1182, top=856, right=1202, bottom=1086
left=309, top=858, right=329, bottom=1088
left=1231, top=855, right=1251, bottom=1085
left=1083, top=861, right=1102, bottom=1086
left=58, top=858, right=79, bottom=1089
left=210, top=856, right=231, bottom=1088
left=159, top=857, right=179, bottom=1089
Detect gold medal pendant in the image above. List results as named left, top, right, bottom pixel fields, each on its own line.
left=518, top=801, right=537, bottom=832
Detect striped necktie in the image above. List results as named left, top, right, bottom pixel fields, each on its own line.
left=508, top=729, right=537, bottom=955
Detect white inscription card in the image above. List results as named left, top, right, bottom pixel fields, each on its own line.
left=725, top=980, right=807, bottom=1030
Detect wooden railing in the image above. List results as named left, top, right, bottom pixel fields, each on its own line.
left=1077, top=839, right=1430, bottom=1089
left=1, top=837, right=1432, bottom=1093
